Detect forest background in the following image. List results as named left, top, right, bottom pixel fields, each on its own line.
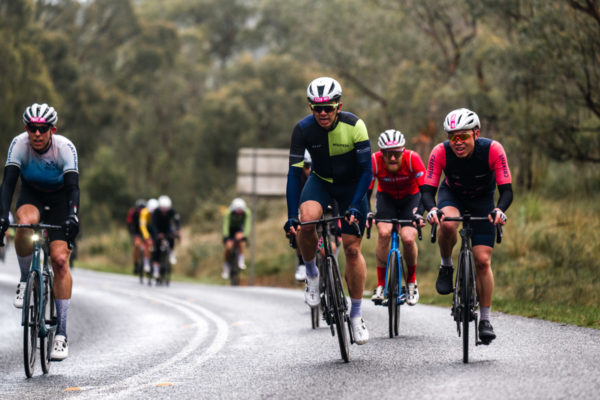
left=1, top=0, right=598, bottom=327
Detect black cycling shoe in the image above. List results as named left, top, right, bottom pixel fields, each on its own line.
left=435, top=265, right=454, bottom=295
left=478, top=320, right=496, bottom=345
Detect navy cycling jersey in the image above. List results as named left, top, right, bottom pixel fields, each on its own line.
left=286, top=111, right=372, bottom=218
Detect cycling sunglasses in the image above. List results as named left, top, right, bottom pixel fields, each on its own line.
left=310, top=103, right=339, bottom=114
left=448, top=132, right=473, bottom=143
left=26, top=123, right=52, bottom=134
left=382, top=149, right=404, bottom=159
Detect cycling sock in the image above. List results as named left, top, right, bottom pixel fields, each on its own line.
left=350, top=298, right=362, bottom=318
left=407, top=264, right=417, bottom=283
left=56, top=299, right=70, bottom=337
left=441, top=256, right=453, bottom=267
left=376, top=266, right=386, bottom=287
left=304, top=258, right=318, bottom=278
left=480, top=306, right=491, bottom=321
left=17, top=254, right=33, bottom=282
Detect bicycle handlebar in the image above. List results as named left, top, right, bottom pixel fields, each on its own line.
left=301, top=215, right=361, bottom=237
left=430, top=213, right=503, bottom=244
left=9, top=223, right=63, bottom=230
left=366, top=217, right=422, bottom=241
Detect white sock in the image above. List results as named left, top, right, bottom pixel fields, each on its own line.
left=441, top=256, right=453, bottom=267
left=480, top=306, right=491, bottom=321
left=17, top=254, right=33, bottom=282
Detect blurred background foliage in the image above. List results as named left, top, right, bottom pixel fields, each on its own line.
left=1, top=1, right=599, bottom=321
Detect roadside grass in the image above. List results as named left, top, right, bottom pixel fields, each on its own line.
left=78, top=190, right=600, bottom=330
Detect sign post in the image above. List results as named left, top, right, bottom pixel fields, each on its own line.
left=236, top=148, right=288, bottom=285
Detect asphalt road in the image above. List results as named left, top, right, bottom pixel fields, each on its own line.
left=0, top=247, right=599, bottom=400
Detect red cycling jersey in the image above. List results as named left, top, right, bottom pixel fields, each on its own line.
left=369, top=149, right=425, bottom=199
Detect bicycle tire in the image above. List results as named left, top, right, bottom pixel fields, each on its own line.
left=387, top=252, right=400, bottom=338
left=328, top=256, right=349, bottom=362
left=40, top=272, right=56, bottom=374
left=397, top=255, right=408, bottom=336
left=461, top=251, right=471, bottom=363
left=23, top=271, right=40, bottom=378
left=311, top=305, right=320, bottom=329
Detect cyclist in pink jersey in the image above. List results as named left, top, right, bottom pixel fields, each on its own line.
left=422, top=108, right=513, bottom=344
left=366, top=130, right=426, bottom=306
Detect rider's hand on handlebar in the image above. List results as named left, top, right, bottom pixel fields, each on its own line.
left=426, top=208, right=443, bottom=225
left=490, top=208, right=507, bottom=225
left=345, top=207, right=362, bottom=225
left=62, top=214, right=79, bottom=241
left=366, top=212, right=374, bottom=229
left=283, top=217, right=299, bottom=236
left=413, top=213, right=425, bottom=228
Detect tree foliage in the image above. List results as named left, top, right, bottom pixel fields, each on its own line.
left=0, top=0, right=598, bottom=231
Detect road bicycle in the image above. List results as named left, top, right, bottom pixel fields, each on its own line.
left=225, top=238, right=243, bottom=286
left=155, top=236, right=172, bottom=286
left=431, top=212, right=502, bottom=363
left=10, top=222, right=64, bottom=378
left=295, top=216, right=360, bottom=362
left=367, top=217, right=421, bottom=338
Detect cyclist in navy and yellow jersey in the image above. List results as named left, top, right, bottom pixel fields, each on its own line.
left=284, top=77, right=372, bottom=345
left=0, top=103, right=79, bottom=361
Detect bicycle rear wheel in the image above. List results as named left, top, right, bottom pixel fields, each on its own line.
left=387, top=252, right=400, bottom=338
left=328, top=256, right=349, bottom=362
left=40, top=273, right=56, bottom=374
left=23, top=271, right=40, bottom=378
left=460, top=252, right=471, bottom=363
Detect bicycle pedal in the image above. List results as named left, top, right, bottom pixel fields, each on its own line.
left=372, top=299, right=383, bottom=306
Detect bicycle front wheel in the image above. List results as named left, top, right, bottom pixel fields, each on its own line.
left=460, top=252, right=471, bottom=363
left=327, top=256, right=349, bottom=362
left=40, top=272, right=56, bottom=374
left=387, top=252, right=400, bottom=338
left=23, top=271, right=40, bottom=378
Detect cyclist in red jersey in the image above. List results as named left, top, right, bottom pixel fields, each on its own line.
left=421, top=108, right=513, bottom=345
left=366, top=130, right=426, bottom=306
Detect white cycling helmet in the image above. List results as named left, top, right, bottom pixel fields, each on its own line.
left=230, top=197, right=246, bottom=212
left=23, top=103, right=58, bottom=125
left=147, top=198, right=159, bottom=213
left=158, top=195, right=172, bottom=210
left=306, top=77, right=342, bottom=104
left=377, top=129, right=406, bottom=150
left=443, top=108, right=480, bottom=132
left=303, top=149, right=312, bottom=165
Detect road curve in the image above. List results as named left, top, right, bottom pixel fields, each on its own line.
left=0, top=254, right=599, bottom=399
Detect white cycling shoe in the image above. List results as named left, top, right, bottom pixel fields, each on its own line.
left=350, top=317, right=369, bottom=345
left=50, top=335, right=69, bottom=361
left=304, top=274, right=320, bottom=307
left=14, top=282, right=27, bottom=309
left=294, top=264, right=306, bottom=281
left=407, top=281, right=419, bottom=306
left=371, top=285, right=384, bottom=303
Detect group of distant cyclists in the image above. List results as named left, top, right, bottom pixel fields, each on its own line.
left=126, top=195, right=181, bottom=282
left=284, top=76, right=512, bottom=347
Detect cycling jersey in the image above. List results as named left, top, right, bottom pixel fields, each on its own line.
left=223, top=209, right=251, bottom=238
left=369, top=149, right=425, bottom=199
left=422, top=137, right=513, bottom=212
left=153, top=208, right=180, bottom=234
left=286, top=111, right=372, bottom=218
left=139, top=207, right=152, bottom=240
left=6, top=132, right=78, bottom=192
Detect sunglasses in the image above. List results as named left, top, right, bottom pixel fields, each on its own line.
left=26, top=123, right=52, bottom=134
left=310, top=103, right=339, bottom=114
left=448, top=132, right=473, bottom=143
left=382, top=149, right=404, bottom=159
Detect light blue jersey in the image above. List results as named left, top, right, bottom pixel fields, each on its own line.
left=6, top=132, right=78, bottom=191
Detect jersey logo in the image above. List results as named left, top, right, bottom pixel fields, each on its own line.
left=416, top=171, right=424, bottom=178
left=449, top=113, right=457, bottom=129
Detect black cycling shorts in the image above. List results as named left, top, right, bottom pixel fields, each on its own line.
left=375, top=191, right=421, bottom=227
left=437, top=183, right=495, bottom=247
left=16, top=183, right=69, bottom=242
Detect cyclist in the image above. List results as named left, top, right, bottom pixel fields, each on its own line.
left=366, top=129, right=426, bottom=306
left=138, top=199, right=155, bottom=277
left=293, top=149, right=313, bottom=282
left=127, top=198, right=146, bottom=274
left=0, top=103, right=79, bottom=361
left=284, top=77, right=372, bottom=345
left=151, top=195, right=180, bottom=276
left=422, top=108, right=513, bottom=345
left=222, top=197, right=251, bottom=279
